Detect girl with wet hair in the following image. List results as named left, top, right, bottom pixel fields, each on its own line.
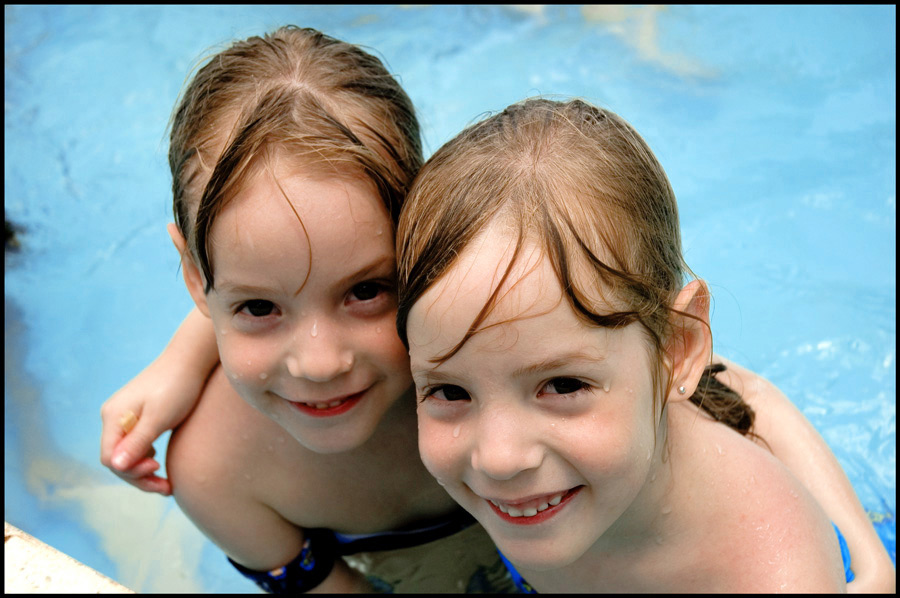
left=101, top=25, right=517, bottom=593
left=100, top=29, right=891, bottom=592
left=397, top=98, right=893, bottom=592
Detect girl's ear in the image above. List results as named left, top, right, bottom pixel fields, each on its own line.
left=664, top=279, right=712, bottom=403
left=167, top=223, right=211, bottom=318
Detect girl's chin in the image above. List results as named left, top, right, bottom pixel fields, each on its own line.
left=494, top=543, right=585, bottom=574
left=287, top=421, right=371, bottom=452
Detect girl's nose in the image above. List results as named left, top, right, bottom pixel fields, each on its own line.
left=470, top=404, right=543, bottom=481
left=285, top=319, right=354, bottom=382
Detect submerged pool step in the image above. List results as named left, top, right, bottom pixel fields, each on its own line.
left=4, top=522, right=133, bottom=593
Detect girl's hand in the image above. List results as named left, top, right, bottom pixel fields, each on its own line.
left=100, top=308, right=219, bottom=495
left=100, top=357, right=203, bottom=495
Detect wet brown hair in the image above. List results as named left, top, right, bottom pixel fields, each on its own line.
left=397, top=98, right=755, bottom=437
left=168, top=25, right=422, bottom=291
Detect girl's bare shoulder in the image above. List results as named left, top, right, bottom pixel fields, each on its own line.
left=671, top=404, right=847, bottom=592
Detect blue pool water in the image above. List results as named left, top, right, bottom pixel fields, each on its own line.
left=5, top=5, right=895, bottom=592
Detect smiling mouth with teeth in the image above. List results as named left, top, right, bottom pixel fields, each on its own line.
left=287, top=389, right=366, bottom=417
left=486, top=487, right=582, bottom=524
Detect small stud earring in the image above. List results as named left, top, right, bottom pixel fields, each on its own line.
left=678, top=386, right=687, bottom=395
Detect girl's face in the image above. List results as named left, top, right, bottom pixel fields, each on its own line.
left=197, top=156, right=412, bottom=454
left=407, top=225, right=665, bottom=571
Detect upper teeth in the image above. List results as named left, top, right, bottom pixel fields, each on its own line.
left=490, top=493, right=564, bottom=517
left=304, top=399, right=346, bottom=409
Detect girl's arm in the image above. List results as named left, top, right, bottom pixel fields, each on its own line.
left=714, top=355, right=895, bottom=593
left=100, top=307, right=219, bottom=495
left=165, top=365, right=375, bottom=594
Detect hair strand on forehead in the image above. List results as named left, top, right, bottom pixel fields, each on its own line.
left=398, top=97, right=760, bottom=442
left=168, top=25, right=422, bottom=291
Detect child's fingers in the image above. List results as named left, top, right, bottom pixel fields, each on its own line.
left=117, top=456, right=161, bottom=479
left=99, top=403, right=129, bottom=467
left=133, top=475, right=173, bottom=496
left=110, top=467, right=173, bottom=496
left=107, top=455, right=173, bottom=496
left=109, top=417, right=160, bottom=471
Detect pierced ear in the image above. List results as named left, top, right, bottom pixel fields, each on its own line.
left=167, top=222, right=211, bottom=318
left=664, top=279, right=712, bottom=403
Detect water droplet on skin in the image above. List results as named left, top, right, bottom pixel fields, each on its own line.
left=661, top=505, right=672, bottom=515
left=602, top=381, right=611, bottom=392
left=220, top=329, right=228, bottom=335
left=310, top=320, right=318, bottom=337
left=452, top=425, right=461, bottom=438
left=650, top=473, right=657, bottom=482
left=376, top=228, right=384, bottom=236
left=716, top=444, right=725, bottom=456
left=259, top=372, right=268, bottom=380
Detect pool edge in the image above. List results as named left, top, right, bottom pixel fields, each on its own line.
left=4, top=522, right=135, bottom=593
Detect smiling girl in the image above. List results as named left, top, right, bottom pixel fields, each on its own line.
left=396, top=98, right=892, bottom=592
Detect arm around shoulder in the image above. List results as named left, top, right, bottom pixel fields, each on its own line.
left=713, top=355, right=895, bottom=592
left=720, top=450, right=848, bottom=593
left=99, top=307, right=220, bottom=493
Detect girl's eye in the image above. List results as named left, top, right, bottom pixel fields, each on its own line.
left=426, top=385, right=471, bottom=402
left=349, top=281, right=385, bottom=302
left=240, top=300, right=277, bottom=317
left=541, top=377, right=589, bottom=396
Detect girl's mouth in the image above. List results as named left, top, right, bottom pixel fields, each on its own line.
left=287, top=388, right=367, bottom=417
left=486, top=486, right=583, bottom=525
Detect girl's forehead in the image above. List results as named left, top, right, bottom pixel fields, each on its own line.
left=208, top=164, right=393, bottom=283
left=408, top=220, right=626, bottom=351
left=409, top=226, right=556, bottom=341
left=224, top=159, right=387, bottom=228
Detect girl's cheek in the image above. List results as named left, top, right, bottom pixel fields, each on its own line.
left=364, top=313, right=412, bottom=371
left=417, top=415, right=463, bottom=481
left=217, top=334, right=279, bottom=383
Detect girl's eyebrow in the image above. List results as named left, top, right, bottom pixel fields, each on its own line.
left=332, top=254, right=396, bottom=291
left=215, top=281, right=277, bottom=296
left=511, top=353, right=606, bottom=378
left=216, top=254, right=395, bottom=298
left=411, top=352, right=606, bottom=384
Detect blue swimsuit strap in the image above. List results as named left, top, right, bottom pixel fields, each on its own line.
left=332, top=507, right=478, bottom=554
left=833, top=522, right=855, bottom=583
